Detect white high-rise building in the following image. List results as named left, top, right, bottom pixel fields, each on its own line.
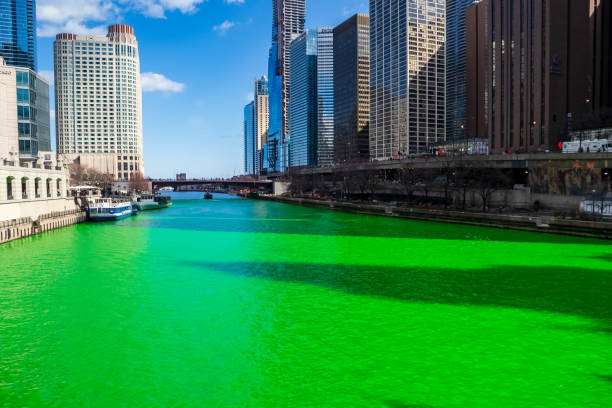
left=54, top=25, right=144, bottom=181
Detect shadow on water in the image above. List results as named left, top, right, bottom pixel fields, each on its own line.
left=129, top=200, right=611, bottom=245
left=598, top=375, right=612, bottom=383
left=385, top=402, right=438, bottom=408
left=184, top=261, right=612, bottom=331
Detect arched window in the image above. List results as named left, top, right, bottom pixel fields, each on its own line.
left=34, top=178, right=41, bottom=198
left=6, top=177, right=14, bottom=200
left=46, top=178, right=52, bottom=198
left=21, top=177, right=29, bottom=199
left=56, top=179, right=62, bottom=197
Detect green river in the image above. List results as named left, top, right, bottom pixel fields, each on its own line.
left=1, top=193, right=611, bottom=407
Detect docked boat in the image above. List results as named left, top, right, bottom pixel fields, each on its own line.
left=136, top=194, right=173, bottom=211
left=158, top=187, right=174, bottom=192
left=88, top=198, right=133, bottom=221
left=204, top=192, right=213, bottom=200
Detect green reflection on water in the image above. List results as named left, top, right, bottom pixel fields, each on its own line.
left=1, top=195, right=611, bottom=407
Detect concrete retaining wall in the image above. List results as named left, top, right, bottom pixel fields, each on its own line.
left=0, top=210, right=87, bottom=245
left=260, top=196, right=611, bottom=240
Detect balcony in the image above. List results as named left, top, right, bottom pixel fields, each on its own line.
left=35, top=194, right=41, bottom=199
left=7, top=195, right=14, bottom=200
left=44, top=165, right=52, bottom=170
left=22, top=194, right=28, bottom=199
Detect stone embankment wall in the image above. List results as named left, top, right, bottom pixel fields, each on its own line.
left=0, top=209, right=87, bottom=245
left=259, top=196, right=612, bottom=240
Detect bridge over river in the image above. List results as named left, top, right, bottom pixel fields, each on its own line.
left=151, top=179, right=273, bottom=194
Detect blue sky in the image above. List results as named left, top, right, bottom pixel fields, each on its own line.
left=36, top=0, right=368, bottom=178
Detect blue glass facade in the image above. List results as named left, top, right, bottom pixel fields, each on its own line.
left=446, top=0, right=473, bottom=141
left=16, top=68, right=50, bottom=158
left=263, top=0, right=306, bottom=173
left=289, top=30, right=318, bottom=167
left=265, top=41, right=283, bottom=172
left=244, top=102, right=255, bottom=174
left=0, top=0, right=37, bottom=71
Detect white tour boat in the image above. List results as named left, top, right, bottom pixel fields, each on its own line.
left=88, top=198, right=134, bottom=221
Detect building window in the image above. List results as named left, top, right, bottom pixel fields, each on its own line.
left=21, top=177, right=28, bottom=199
left=6, top=177, right=14, bottom=200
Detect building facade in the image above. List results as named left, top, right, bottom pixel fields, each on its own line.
left=244, top=101, right=255, bottom=175
left=316, top=27, right=334, bottom=166
left=369, top=0, right=446, bottom=160
left=592, top=0, right=612, bottom=115
left=289, top=30, right=318, bottom=167
left=446, top=0, right=474, bottom=142
left=254, top=76, right=269, bottom=174
left=466, top=0, right=601, bottom=153
left=333, top=14, right=370, bottom=163
left=265, top=0, right=306, bottom=173
left=0, top=0, right=37, bottom=71
left=0, top=57, right=50, bottom=162
left=54, top=25, right=144, bottom=181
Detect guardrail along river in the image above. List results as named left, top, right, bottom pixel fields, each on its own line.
left=1, top=193, right=611, bottom=407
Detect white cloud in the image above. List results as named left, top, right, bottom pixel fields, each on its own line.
left=36, top=0, right=208, bottom=37
left=225, top=0, right=244, bottom=4
left=141, top=72, right=185, bottom=92
left=213, top=20, right=235, bottom=35
left=38, top=70, right=55, bottom=86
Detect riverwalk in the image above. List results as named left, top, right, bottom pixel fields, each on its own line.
left=257, top=195, right=612, bottom=239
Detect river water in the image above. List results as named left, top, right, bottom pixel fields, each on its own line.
left=1, top=193, right=611, bottom=407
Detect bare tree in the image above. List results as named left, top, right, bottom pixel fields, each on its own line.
left=129, top=172, right=149, bottom=193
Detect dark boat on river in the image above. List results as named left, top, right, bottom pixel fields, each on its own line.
left=204, top=192, right=213, bottom=200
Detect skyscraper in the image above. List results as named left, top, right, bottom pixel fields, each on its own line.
left=265, top=0, right=306, bottom=173
left=466, top=0, right=597, bottom=153
left=316, top=27, right=334, bottom=166
left=54, top=25, right=144, bottom=181
left=369, top=0, right=446, bottom=160
left=0, top=0, right=37, bottom=71
left=446, top=0, right=473, bottom=142
left=254, top=76, right=269, bottom=174
left=289, top=30, right=318, bottom=167
left=244, top=101, right=255, bottom=174
left=333, top=14, right=370, bottom=163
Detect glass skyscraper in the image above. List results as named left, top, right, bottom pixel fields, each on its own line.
left=370, top=0, right=446, bottom=159
left=244, top=101, right=255, bottom=174
left=0, top=0, right=37, bottom=71
left=265, top=0, right=306, bottom=173
left=289, top=30, right=318, bottom=167
left=446, top=0, right=473, bottom=142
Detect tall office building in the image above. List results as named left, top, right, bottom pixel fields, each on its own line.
left=289, top=30, right=318, bottom=167
left=369, top=0, right=446, bottom=160
left=316, top=27, right=334, bottom=166
left=333, top=14, right=370, bottom=163
left=265, top=0, right=306, bottom=173
left=244, top=101, right=255, bottom=174
left=446, top=0, right=474, bottom=142
left=254, top=76, right=269, bottom=174
left=0, top=56, right=50, bottom=161
left=0, top=0, right=37, bottom=71
left=466, top=0, right=599, bottom=153
left=592, top=0, right=612, bottom=114
left=54, top=25, right=144, bottom=181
